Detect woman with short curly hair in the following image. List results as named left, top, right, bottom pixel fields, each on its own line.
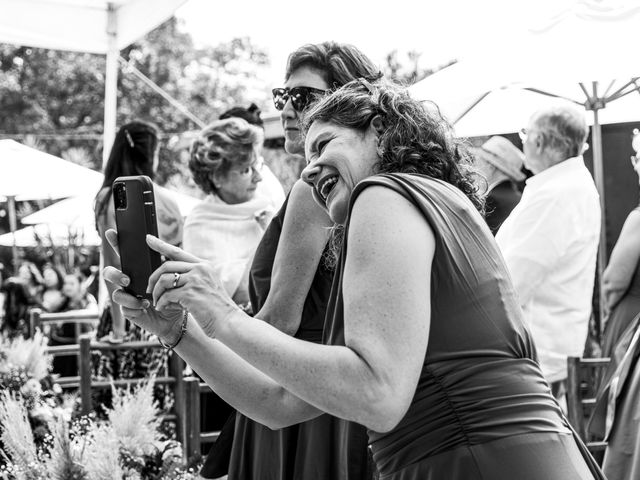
left=183, top=117, right=271, bottom=305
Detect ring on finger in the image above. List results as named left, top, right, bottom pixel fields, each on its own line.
left=172, top=272, right=181, bottom=289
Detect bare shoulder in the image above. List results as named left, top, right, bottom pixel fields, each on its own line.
left=348, top=185, right=434, bottom=257
left=350, top=184, right=425, bottom=227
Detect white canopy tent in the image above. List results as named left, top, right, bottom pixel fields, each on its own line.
left=0, top=0, right=187, bottom=165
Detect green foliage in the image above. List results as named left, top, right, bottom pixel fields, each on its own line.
left=382, top=50, right=456, bottom=86
left=0, top=17, right=272, bottom=183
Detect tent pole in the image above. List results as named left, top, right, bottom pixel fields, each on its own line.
left=102, top=3, right=118, bottom=168
left=591, top=106, right=608, bottom=333
left=7, top=195, right=18, bottom=269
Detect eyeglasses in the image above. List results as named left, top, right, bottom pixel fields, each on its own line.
left=272, top=86, right=327, bottom=112
left=232, top=157, right=264, bottom=177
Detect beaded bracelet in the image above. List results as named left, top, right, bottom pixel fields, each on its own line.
left=158, top=310, right=189, bottom=351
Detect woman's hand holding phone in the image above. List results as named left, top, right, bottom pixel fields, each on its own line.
left=103, top=229, right=184, bottom=344
left=144, top=235, right=239, bottom=338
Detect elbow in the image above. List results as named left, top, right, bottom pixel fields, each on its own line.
left=358, top=384, right=409, bottom=433
left=261, top=415, right=303, bottom=430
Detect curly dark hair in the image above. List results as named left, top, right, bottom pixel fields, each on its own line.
left=302, top=78, right=484, bottom=213
left=189, top=118, right=264, bottom=195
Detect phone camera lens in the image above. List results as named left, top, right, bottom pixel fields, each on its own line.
left=114, top=183, right=127, bottom=210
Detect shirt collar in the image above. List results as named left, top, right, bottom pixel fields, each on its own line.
left=525, top=156, right=585, bottom=188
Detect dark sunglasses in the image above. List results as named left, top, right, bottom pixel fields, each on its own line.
left=272, top=86, right=327, bottom=112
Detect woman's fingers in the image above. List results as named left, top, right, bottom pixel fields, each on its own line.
left=112, top=288, right=148, bottom=310
left=155, top=287, right=184, bottom=312
left=146, top=235, right=200, bottom=262
left=103, top=266, right=130, bottom=288
left=147, top=260, right=193, bottom=294
left=105, top=229, right=120, bottom=258
left=151, top=270, right=186, bottom=307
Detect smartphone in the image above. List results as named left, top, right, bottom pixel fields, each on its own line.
left=113, top=175, right=162, bottom=300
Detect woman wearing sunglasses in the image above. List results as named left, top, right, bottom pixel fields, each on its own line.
left=215, top=42, right=382, bottom=480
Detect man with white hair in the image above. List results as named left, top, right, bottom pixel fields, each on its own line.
left=496, top=105, right=601, bottom=401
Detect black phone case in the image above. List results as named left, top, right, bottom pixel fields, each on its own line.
left=113, top=175, right=161, bottom=300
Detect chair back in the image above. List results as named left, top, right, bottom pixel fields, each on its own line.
left=566, top=356, right=611, bottom=457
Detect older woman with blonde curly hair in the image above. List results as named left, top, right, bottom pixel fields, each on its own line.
left=183, top=117, right=273, bottom=306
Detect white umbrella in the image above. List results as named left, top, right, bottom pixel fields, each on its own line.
left=0, top=140, right=103, bottom=201
left=0, top=139, right=104, bottom=265
left=21, top=188, right=200, bottom=228
left=0, top=0, right=187, bottom=165
left=0, top=224, right=101, bottom=248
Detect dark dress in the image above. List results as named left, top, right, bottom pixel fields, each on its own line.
left=325, top=173, right=603, bottom=480
left=589, top=315, right=640, bottom=480
left=601, top=207, right=640, bottom=357
left=485, top=180, right=522, bottom=235
left=204, top=195, right=372, bottom=480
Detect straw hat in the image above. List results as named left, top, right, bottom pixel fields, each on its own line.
left=474, top=136, right=525, bottom=182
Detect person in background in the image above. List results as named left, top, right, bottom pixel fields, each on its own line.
left=17, top=261, right=44, bottom=305
left=106, top=78, right=604, bottom=480
left=496, top=105, right=600, bottom=402
left=183, top=117, right=271, bottom=307
left=41, top=263, right=66, bottom=313
left=471, top=136, right=525, bottom=235
left=94, top=120, right=183, bottom=341
left=600, top=151, right=640, bottom=357
left=49, top=271, right=98, bottom=377
left=220, top=103, right=286, bottom=211
left=60, top=272, right=98, bottom=313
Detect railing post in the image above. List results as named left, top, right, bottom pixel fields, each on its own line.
left=182, top=377, right=201, bottom=460
left=29, top=308, right=42, bottom=338
left=169, top=353, right=186, bottom=446
left=79, top=334, right=93, bottom=415
left=566, top=357, right=584, bottom=439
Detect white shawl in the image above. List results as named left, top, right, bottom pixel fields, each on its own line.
left=183, top=194, right=270, bottom=296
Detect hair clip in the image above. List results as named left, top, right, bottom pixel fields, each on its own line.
left=357, top=77, right=375, bottom=95
left=124, top=129, right=135, bottom=148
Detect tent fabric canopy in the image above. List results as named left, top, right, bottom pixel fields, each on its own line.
left=0, top=0, right=188, bottom=165
left=0, top=0, right=187, bottom=54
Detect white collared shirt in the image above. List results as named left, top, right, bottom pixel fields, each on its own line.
left=496, top=156, right=601, bottom=383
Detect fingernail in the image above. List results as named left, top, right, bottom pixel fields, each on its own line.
left=142, top=299, right=150, bottom=308
left=122, top=276, right=130, bottom=286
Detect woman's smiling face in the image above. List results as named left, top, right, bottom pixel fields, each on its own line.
left=301, top=120, right=379, bottom=224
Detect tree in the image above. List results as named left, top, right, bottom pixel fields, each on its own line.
left=382, top=49, right=456, bottom=86
left=0, top=17, right=273, bottom=180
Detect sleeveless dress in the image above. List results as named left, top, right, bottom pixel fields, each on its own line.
left=325, top=173, right=603, bottom=480
left=601, top=207, right=640, bottom=357
left=222, top=194, right=372, bottom=480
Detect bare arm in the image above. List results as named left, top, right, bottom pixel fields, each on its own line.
left=602, top=209, right=640, bottom=316
left=258, top=180, right=332, bottom=333
left=104, top=231, right=324, bottom=429
left=173, top=317, right=323, bottom=428
left=97, top=194, right=126, bottom=339
left=210, top=186, right=434, bottom=431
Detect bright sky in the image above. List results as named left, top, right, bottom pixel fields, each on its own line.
left=174, top=0, right=549, bottom=86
